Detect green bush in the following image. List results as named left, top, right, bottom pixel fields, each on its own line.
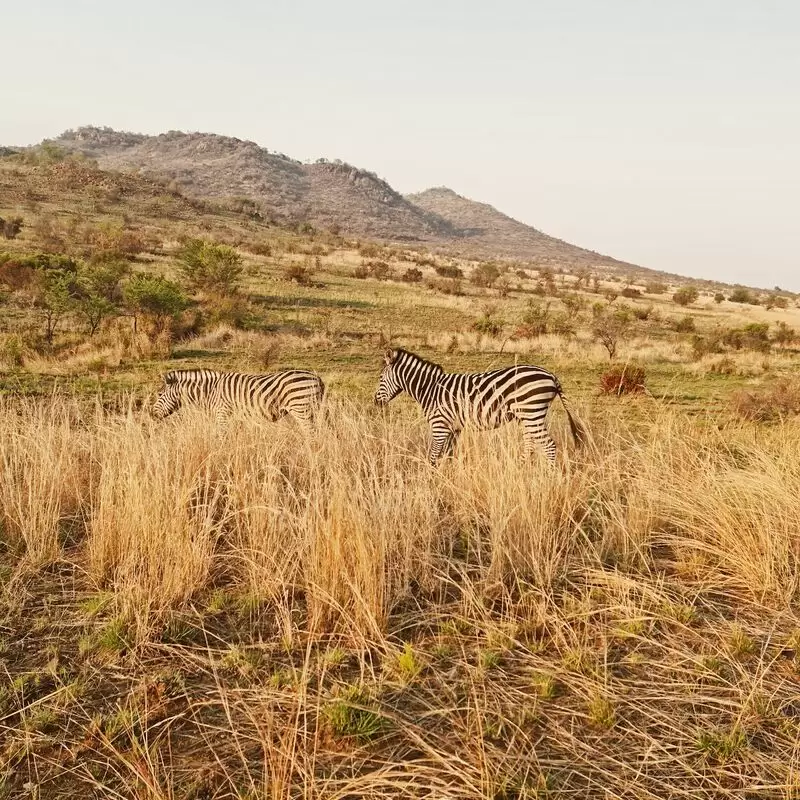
left=728, top=287, right=758, bottom=305
left=471, top=262, right=500, bottom=288
left=514, top=299, right=551, bottom=337
left=434, top=264, right=463, bottom=279
left=672, top=286, right=699, bottom=306
left=473, top=311, right=504, bottom=337
left=178, top=239, right=243, bottom=296
left=123, top=274, right=189, bottom=338
left=401, top=267, right=423, bottom=283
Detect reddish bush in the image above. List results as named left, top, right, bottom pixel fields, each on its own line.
left=599, top=364, right=647, bottom=396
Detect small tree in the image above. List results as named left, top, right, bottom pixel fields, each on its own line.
left=773, top=321, right=796, bottom=348
left=714, top=292, right=725, bottom=303
left=471, top=262, right=500, bottom=288
left=741, top=322, right=771, bottom=352
left=473, top=308, right=505, bottom=338
left=74, top=259, right=130, bottom=335
left=729, top=287, right=756, bottom=304
left=123, top=274, right=189, bottom=338
left=179, top=239, right=243, bottom=296
left=515, top=299, right=551, bottom=338
left=592, top=308, right=631, bottom=359
left=672, top=286, right=699, bottom=306
left=35, top=270, right=78, bottom=344
left=560, top=293, right=586, bottom=318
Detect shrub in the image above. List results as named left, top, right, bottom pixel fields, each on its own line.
left=551, top=312, right=577, bottom=338
left=514, top=300, right=550, bottom=338
left=731, top=379, right=800, bottom=422
left=353, top=265, right=369, bottom=279
left=773, top=321, right=796, bottom=348
left=247, top=240, right=272, bottom=257
left=560, top=293, right=586, bottom=318
left=592, top=308, right=632, bottom=359
left=473, top=310, right=505, bottom=338
left=434, top=264, right=463, bottom=279
left=358, top=243, right=381, bottom=259
left=426, top=277, right=463, bottom=295
left=691, top=333, right=723, bottom=359
left=123, top=274, right=189, bottom=339
left=632, top=305, right=654, bottom=321
left=645, top=281, right=667, bottom=294
left=409, top=252, right=436, bottom=268
left=714, top=292, right=725, bottom=303
left=178, top=239, right=243, bottom=296
left=471, top=262, right=501, bottom=288
left=741, top=322, right=771, bottom=352
left=34, top=269, right=79, bottom=344
left=764, top=294, right=788, bottom=310
left=673, top=315, right=696, bottom=333
left=729, top=287, right=758, bottom=305
left=284, top=263, right=314, bottom=286
left=365, top=260, right=391, bottom=280
left=673, top=286, right=699, bottom=306
left=401, top=267, right=423, bottom=283
left=621, top=286, right=641, bottom=298
left=1, top=216, right=23, bottom=240
left=599, top=364, right=647, bottom=395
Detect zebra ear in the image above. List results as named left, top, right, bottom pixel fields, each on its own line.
left=383, top=348, right=395, bottom=366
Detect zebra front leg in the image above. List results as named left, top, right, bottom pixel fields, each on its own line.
left=428, top=424, right=457, bottom=466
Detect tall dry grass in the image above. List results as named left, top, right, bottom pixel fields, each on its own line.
left=2, top=396, right=800, bottom=797
left=2, top=396, right=800, bottom=625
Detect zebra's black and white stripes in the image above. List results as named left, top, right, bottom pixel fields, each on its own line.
left=374, top=348, right=584, bottom=464
left=152, top=369, right=325, bottom=423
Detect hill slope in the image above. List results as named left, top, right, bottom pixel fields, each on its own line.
left=407, top=186, right=636, bottom=269
left=52, top=126, right=638, bottom=270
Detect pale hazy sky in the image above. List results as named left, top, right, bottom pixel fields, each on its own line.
left=3, top=1, right=799, bottom=289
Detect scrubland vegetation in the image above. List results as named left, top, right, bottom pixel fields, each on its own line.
left=2, top=150, right=800, bottom=798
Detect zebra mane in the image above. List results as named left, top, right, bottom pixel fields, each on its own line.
left=163, top=369, right=220, bottom=385
left=393, top=349, right=445, bottom=375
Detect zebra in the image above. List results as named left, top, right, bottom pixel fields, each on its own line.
left=373, top=348, right=584, bottom=465
left=152, top=369, right=325, bottom=423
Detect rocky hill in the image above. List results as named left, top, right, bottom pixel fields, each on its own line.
left=52, top=126, right=641, bottom=271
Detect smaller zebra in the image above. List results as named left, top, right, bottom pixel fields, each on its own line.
left=152, top=369, right=324, bottom=423
left=374, top=349, right=584, bottom=465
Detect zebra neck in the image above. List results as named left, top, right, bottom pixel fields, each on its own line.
left=401, top=364, right=444, bottom=410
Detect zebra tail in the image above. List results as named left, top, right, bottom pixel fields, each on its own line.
left=556, top=385, right=587, bottom=447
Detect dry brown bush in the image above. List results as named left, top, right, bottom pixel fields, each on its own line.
left=731, top=379, right=800, bottom=422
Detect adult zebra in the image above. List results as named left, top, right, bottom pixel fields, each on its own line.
left=374, top=349, right=584, bottom=465
left=152, top=369, right=325, bottom=423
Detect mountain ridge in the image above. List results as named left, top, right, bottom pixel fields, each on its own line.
left=50, top=126, right=645, bottom=273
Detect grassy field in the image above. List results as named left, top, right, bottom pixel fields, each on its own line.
left=2, top=156, right=800, bottom=798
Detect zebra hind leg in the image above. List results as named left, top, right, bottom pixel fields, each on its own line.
left=521, top=420, right=557, bottom=465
